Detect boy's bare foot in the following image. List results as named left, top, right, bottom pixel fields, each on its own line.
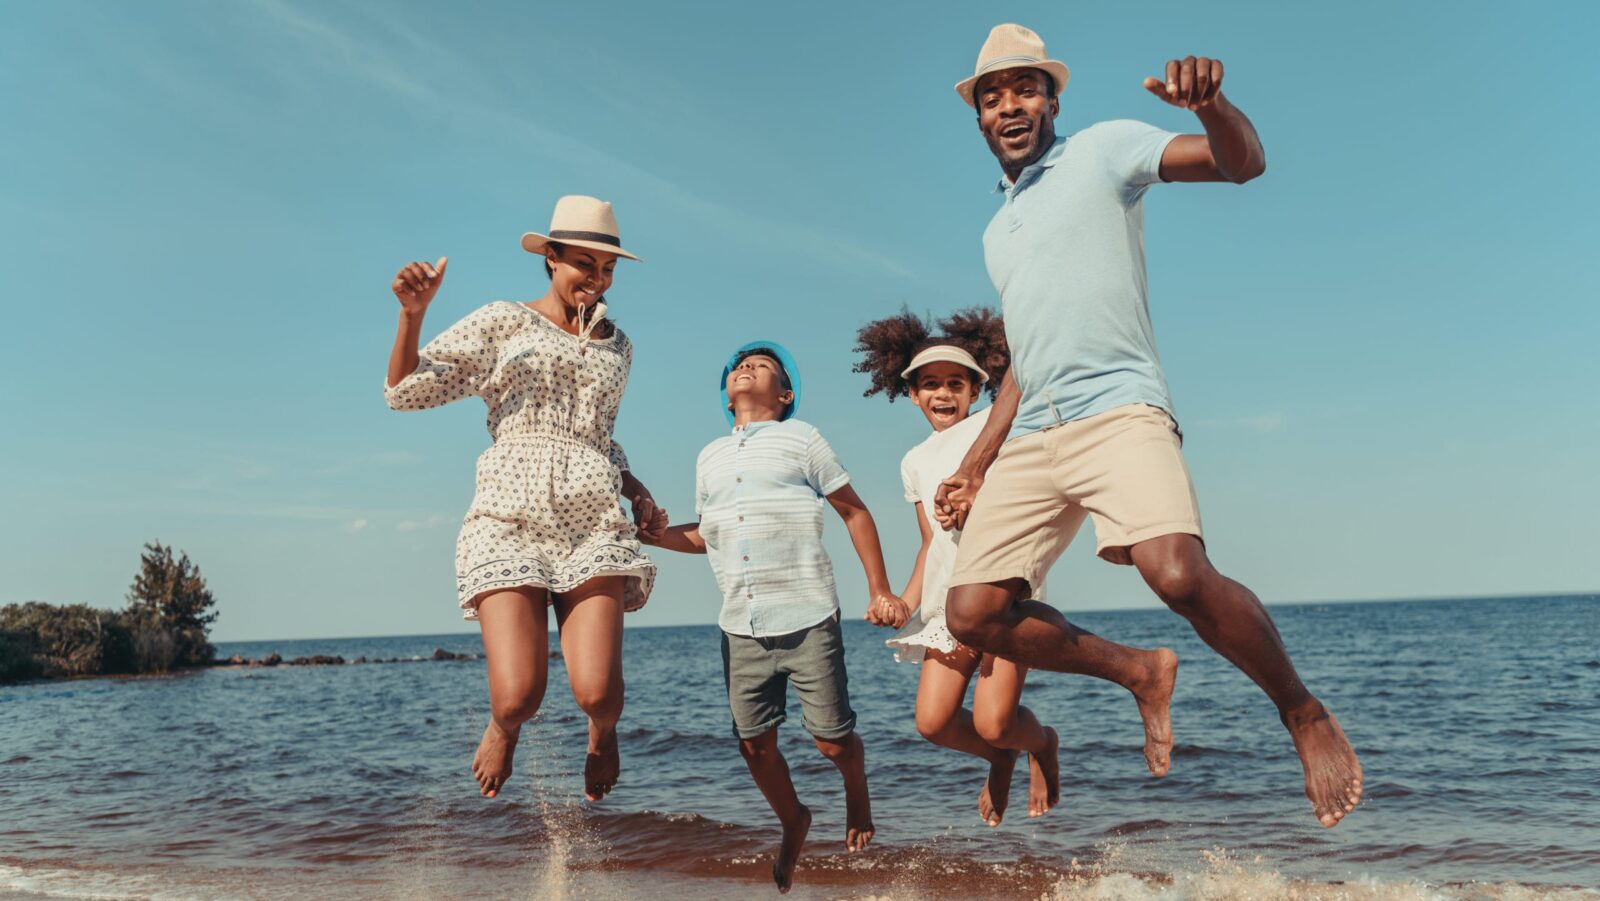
left=773, top=804, right=811, bottom=894
left=1027, top=727, right=1060, bottom=817
left=585, top=724, right=619, bottom=801
left=472, top=720, right=519, bottom=798
left=977, top=749, right=1020, bottom=826
left=1284, top=701, right=1363, bottom=827
left=1132, top=648, right=1178, bottom=777
left=843, top=782, right=874, bottom=852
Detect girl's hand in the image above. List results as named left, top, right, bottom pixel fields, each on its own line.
left=393, top=257, right=448, bottom=315
left=867, top=593, right=909, bottom=629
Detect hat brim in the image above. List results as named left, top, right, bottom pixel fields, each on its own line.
left=900, top=345, right=989, bottom=384
left=955, top=59, right=1070, bottom=107
left=721, top=340, right=802, bottom=427
left=522, top=232, right=641, bottom=262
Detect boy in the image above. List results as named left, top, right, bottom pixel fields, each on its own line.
left=644, top=340, right=907, bottom=894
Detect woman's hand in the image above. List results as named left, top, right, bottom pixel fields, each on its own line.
left=393, top=257, right=448, bottom=316
left=631, top=495, right=668, bottom=544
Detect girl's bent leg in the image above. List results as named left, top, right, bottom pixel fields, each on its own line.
left=917, top=646, right=1019, bottom=826
left=553, top=575, right=626, bottom=801
left=474, top=586, right=552, bottom=798
left=973, top=655, right=1058, bottom=816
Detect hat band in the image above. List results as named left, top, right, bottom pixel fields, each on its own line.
left=977, top=54, right=1043, bottom=75
left=548, top=229, right=621, bottom=247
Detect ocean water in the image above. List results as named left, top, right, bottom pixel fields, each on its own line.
left=1, top=595, right=1597, bottom=900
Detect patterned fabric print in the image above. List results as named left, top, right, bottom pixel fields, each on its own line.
left=386, top=301, right=655, bottom=617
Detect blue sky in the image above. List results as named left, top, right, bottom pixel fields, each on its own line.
left=2, top=1, right=1596, bottom=642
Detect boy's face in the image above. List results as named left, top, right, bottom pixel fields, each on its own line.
left=908, top=361, right=980, bottom=432
left=725, top=353, right=794, bottom=415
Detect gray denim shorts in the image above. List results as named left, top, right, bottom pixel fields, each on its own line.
left=720, top=614, right=856, bottom=741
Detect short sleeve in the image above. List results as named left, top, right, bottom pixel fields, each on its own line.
left=1094, top=119, right=1180, bottom=194
left=609, top=439, right=630, bottom=473
left=900, top=452, right=919, bottom=504
left=385, top=303, right=514, bottom=411
left=804, top=427, right=851, bottom=497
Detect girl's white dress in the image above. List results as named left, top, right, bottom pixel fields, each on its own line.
left=886, top=407, right=1045, bottom=663
left=386, top=301, right=655, bottom=618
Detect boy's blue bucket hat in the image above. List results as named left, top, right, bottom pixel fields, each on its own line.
left=721, top=340, right=801, bottom=427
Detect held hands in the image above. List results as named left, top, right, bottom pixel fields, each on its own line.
left=1143, top=56, right=1225, bottom=111
left=933, top=471, right=984, bottom=531
left=865, top=592, right=910, bottom=630
left=631, top=495, right=669, bottom=544
left=392, top=257, right=448, bottom=315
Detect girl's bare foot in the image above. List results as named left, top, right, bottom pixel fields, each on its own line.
left=585, top=724, right=619, bottom=801
left=1132, top=648, right=1178, bottom=776
left=472, top=720, right=519, bottom=798
left=773, top=804, right=811, bottom=894
left=1285, top=701, right=1363, bottom=827
left=977, top=749, right=1020, bottom=826
left=1027, top=726, right=1060, bottom=817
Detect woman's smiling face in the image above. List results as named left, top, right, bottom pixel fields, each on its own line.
left=546, top=244, right=618, bottom=309
left=908, top=361, right=980, bottom=431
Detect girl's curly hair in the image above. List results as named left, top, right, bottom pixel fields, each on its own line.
left=852, top=306, right=1009, bottom=402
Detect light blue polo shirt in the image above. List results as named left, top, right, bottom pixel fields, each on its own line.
left=982, top=120, right=1180, bottom=440
left=695, top=417, right=851, bottom=638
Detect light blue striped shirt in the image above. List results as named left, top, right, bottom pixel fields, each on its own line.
left=695, top=418, right=850, bottom=638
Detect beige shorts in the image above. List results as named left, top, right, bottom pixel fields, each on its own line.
left=949, top=404, right=1203, bottom=592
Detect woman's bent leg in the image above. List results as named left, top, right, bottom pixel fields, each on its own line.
left=474, top=586, right=551, bottom=798
left=553, top=575, right=627, bottom=801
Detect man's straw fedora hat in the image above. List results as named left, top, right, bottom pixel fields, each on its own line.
left=521, top=195, right=641, bottom=262
left=955, top=24, right=1071, bottom=107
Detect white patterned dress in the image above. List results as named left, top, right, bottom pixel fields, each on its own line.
left=386, top=301, right=655, bottom=618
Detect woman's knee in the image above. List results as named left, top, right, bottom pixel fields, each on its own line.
left=570, top=675, right=624, bottom=721
left=492, top=680, right=546, bottom=726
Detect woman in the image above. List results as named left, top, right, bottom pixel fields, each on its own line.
left=385, top=195, right=665, bottom=801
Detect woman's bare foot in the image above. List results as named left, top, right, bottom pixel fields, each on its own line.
left=1027, top=727, right=1060, bottom=817
left=773, top=804, right=811, bottom=894
left=978, top=749, right=1020, bottom=826
left=1131, top=648, right=1178, bottom=777
left=1284, top=701, right=1363, bottom=827
left=472, top=720, right=519, bottom=798
left=585, top=724, right=619, bottom=801
left=843, top=781, right=874, bottom=852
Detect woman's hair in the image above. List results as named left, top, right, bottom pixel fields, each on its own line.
left=852, top=306, right=1009, bottom=402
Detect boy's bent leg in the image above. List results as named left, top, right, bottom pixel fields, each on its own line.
left=946, top=580, right=1176, bottom=776
left=1129, top=533, right=1363, bottom=826
left=786, top=617, right=873, bottom=852
left=554, top=576, right=627, bottom=801
left=738, top=730, right=812, bottom=894
left=474, top=587, right=552, bottom=798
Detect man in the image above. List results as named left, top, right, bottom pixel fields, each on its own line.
left=935, top=23, right=1363, bottom=827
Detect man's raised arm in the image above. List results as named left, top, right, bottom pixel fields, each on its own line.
left=1142, top=56, right=1266, bottom=184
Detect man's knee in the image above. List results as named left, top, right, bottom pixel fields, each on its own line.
left=1137, top=541, right=1210, bottom=610
left=946, top=581, right=1026, bottom=647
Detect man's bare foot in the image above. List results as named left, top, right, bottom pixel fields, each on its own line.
left=1284, top=701, right=1363, bottom=827
left=1131, top=648, right=1178, bottom=777
left=978, top=749, right=1020, bottom=827
left=773, top=804, right=811, bottom=894
left=843, top=781, right=874, bottom=852
left=1027, top=727, right=1060, bottom=817
left=584, top=724, right=619, bottom=802
left=472, top=720, right=519, bottom=799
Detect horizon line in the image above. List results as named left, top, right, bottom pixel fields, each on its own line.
left=209, top=590, right=1598, bottom=646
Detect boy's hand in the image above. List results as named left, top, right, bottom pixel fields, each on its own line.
left=866, top=593, right=910, bottom=630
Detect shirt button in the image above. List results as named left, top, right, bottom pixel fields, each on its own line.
left=736, top=477, right=742, bottom=483
left=747, top=592, right=752, bottom=599
left=738, top=515, right=744, bottom=522
left=742, top=555, right=749, bottom=561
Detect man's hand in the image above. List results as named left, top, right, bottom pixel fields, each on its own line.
left=866, top=593, right=910, bottom=629
left=934, top=471, right=984, bottom=531
left=631, top=495, right=668, bottom=544
left=392, top=257, right=447, bottom=315
left=1143, top=56, right=1224, bottom=111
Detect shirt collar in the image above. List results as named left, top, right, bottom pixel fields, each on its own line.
left=993, top=134, right=1068, bottom=194
left=732, top=417, right=781, bottom=436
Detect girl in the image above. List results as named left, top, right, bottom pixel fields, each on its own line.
left=385, top=195, right=666, bottom=802
left=854, top=308, right=1059, bottom=825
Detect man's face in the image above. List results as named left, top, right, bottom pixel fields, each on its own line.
left=976, top=67, right=1059, bottom=174
left=725, top=353, right=793, bottom=414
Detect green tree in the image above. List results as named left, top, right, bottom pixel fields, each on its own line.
left=127, top=542, right=218, bottom=667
